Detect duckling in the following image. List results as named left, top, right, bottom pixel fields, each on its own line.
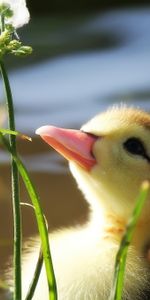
left=20, top=106, right=150, bottom=299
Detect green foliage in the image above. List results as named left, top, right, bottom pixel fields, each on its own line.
left=1, top=135, right=58, bottom=300
left=0, top=5, right=56, bottom=300
left=0, top=4, right=32, bottom=59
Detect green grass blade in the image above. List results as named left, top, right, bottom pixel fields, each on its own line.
left=2, top=135, right=57, bottom=300
left=0, top=128, right=32, bottom=141
left=109, top=181, right=150, bottom=300
left=0, top=60, right=22, bottom=300
left=24, top=247, right=43, bottom=300
left=0, top=128, right=19, bottom=136
left=18, top=159, right=57, bottom=300
left=20, top=202, right=44, bottom=300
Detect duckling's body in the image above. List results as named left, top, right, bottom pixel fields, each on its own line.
left=21, top=213, right=150, bottom=300
left=8, top=106, right=150, bottom=299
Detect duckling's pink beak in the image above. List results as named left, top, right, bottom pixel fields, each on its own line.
left=36, top=126, right=97, bottom=171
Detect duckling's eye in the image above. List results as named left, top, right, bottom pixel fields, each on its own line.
left=123, top=137, right=148, bottom=158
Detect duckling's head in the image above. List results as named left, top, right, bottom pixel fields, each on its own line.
left=36, top=106, right=150, bottom=219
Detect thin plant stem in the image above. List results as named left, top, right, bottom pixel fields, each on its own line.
left=1, top=14, right=5, bottom=33
left=0, top=128, right=32, bottom=141
left=2, top=135, right=58, bottom=300
left=25, top=247, right=43, bottom=300
left=0, top=61, right=22, bottom=300
left=20, top=202, right=45, bottom=300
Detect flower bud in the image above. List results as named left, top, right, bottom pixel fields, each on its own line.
left=14, top=45, right=32, bottom=56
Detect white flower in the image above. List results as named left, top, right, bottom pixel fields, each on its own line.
left=0, top=0, right=30, bottom=28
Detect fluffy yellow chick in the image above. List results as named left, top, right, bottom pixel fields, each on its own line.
left=18, top=106, right=150, bottom=299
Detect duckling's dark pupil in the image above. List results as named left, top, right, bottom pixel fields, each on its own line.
left=123, top=137, right=146, bottom=156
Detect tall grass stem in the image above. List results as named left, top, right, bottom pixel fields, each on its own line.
left=2, top=136, right=58, bottom=300
left=0, top=60, right=22, bottom=300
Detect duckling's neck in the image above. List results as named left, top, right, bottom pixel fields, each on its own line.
left=70, top=163, right=150, bottom=250
left=88, top=205, right=126, bottom=243
left=89, top=201, right=150, bottom=255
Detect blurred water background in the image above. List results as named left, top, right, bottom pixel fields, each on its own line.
left=0, top=2, right=150, bottom=298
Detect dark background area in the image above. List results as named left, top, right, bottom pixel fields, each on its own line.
left=27, top=0, right=149, bottom=14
